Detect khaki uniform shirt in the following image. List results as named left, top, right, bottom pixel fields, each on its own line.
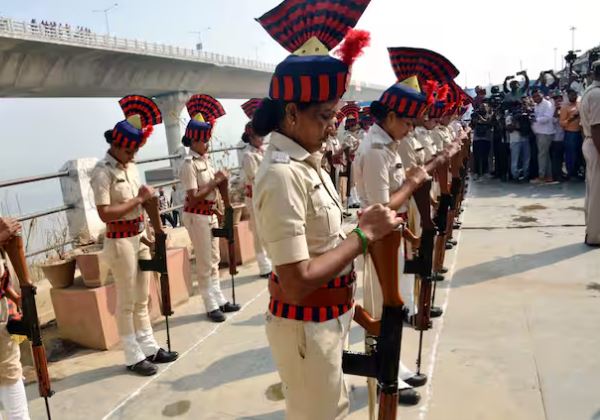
left=254, top=132, right=346, bottom=268
left=355, top=124, right=407, bottom=211
left=90, top=153, right=143, bottom=220
left=398, top=133, right=425, bottom=169
left=581, top=81, right=600, bottom=138
left=414, top=126, right=437, bottom=161
left=179, top=150, right=218, bottom=202
left=431, top=125, right=453, bottom=151
left=242, top=145, right=264, bottom=187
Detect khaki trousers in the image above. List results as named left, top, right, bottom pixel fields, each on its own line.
left=265, top=310, right=352, bottom=420
left=245, top=198, right=272, bottom=275
left=0, top=301, right=21, bottom=386
left=101, top=235, right=159, bottom=365
left=183, top=213, right=227, bottom=312
left=583, top=138, right=600, bottom=244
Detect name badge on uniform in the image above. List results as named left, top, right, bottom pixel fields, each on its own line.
left=395, top=163, right=403, bottom=169
left=116, top=178, right=126, bottom=183
left=415, top=147, right=424, bottom=152
left=371, top=143, right=384, bottom=150
left=272, top=151, right=290, bottom=164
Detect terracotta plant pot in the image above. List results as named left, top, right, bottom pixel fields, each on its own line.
left=74, top=245, right=105, bottom=288
left=39, top=258, right=76, bottom=289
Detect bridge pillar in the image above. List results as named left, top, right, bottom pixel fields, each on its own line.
left=155, top=92, right=189, bottom=158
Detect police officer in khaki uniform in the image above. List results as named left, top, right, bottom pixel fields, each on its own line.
left=91, top=95, right=178, bottom=376
left=0, top=217, right=30, bottom=419
left=354, top=75, right=430, bottom=406
left=179, top=94, right=241, bottom=323
left=580, top=61, right=600, bottom=246
left=253, top=2, right=405, bottom=418
left=241, top=121, right=272, bottom=277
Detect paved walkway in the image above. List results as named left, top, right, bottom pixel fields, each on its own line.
left=18, top=179, right=600, bottom=420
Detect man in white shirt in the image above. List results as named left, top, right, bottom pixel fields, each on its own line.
left=531, top=88, right=556, bottom=183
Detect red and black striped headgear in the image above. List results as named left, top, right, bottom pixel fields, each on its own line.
left=379, top=47, right=459, bottom=119
left=257, top=0, right=371, bottom=103
left=341, top=102, right=360, bottom=128
left=111, top=95, right=162, bottom=150
left=184, top=94, right=226, bottom=144
left=241, top=98, right=263, bottom=119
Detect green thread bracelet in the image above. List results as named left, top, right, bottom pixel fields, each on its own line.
left=352, top=227, right=369, bottom=255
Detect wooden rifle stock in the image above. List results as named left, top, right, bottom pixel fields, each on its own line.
left=5, top=235, right=54, bottom=419
left=142, top=196, right=165, bottom=236
left=212, top=180, right=238, bottom=304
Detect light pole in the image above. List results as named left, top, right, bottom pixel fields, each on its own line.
left=554, top=47, right=558, bottom=70
left=190, top=27, right=211, bottom=51
left=93, top=3, right=118, bottom=36
left=570, top=26, right=576, bottom=51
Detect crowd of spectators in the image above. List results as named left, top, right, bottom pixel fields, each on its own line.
left=470, top=69, right=587, bottom=184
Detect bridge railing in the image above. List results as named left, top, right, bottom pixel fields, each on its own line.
left=0, top=17, right=276, bottom=73
left=0, top=145, right=244, bottom=258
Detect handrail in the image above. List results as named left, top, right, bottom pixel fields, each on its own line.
left=0, top=170, right=69, bottom=189
left=17, top=204, right=74, bottom=222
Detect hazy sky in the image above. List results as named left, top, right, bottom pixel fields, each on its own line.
left=0, top=0, right=599, bottom=214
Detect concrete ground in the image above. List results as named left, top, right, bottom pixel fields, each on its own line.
left=13, top=178, right=600, bottom=420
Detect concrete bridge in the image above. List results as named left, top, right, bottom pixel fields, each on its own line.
left=0, top=18, right=386, bottom=154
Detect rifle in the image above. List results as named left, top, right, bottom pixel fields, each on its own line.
left=342, top=146, right=352, bottom=210
left=139, top=197, right=173, bottom=351
left=212, top=181, right=238, bottom=305
left=343, top=230, right=405, bottom=420
left=403, top=180, right=436, bottom=379
left=5, top=235, right=54, bottom=420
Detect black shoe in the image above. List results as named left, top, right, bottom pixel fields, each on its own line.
left=447, top=239, right=458, bottom=246
left=445, top=242, right=453, bottom=250
left=127, top=360, right=157, bottom=376
left=430, top=306, right=443, bottom=318
left=453, top=223, right=461, bottom=230
left=433, top=273, right=445, bottom=282
left=349, top=203, right=360, bottom=209
left=147, top=348, right=178, bottom=364
left=207, top=309, right=226, bottom=322
left=405, top=374, right=428, bottom=388
left=440, top=267, right=449, bottom=274
left=342, top=212, right=352, bottom=218
left=259, top=271, right=272, bottom=279
left=220, top=302, right=241, bottom=313
left=398, top=388, right=421, bottom=406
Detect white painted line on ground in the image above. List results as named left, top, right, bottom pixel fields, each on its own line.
left=102, top=287, right=268, bottom=420
left=418, top=209, right=466, bottom=420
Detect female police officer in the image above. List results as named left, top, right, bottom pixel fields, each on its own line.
left=91, top=95, right=178, bottom=376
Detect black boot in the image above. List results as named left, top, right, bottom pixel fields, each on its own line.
left=405, top=374, right=428, bottom=388
left=207, top=309, right=226, bottom=322
left=440, top=266, right=449, bottom=274
left=445, top=242, right=453, bottom=250
left=430, top=306, right=443, bottom=318
left=398, top=388, right=421, bottom=405
left=127, top=360, right=157, bottom=376
left=259, top=271, right=272, bottom=279
left=220, top=302, right=241, bottom=313
left=433, top=273, right=445, bottom=282
left=447, top=239, right=458, bottom=246
left=147, top=348, right=179, bottom=364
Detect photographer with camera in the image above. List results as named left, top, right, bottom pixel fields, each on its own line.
left=504, top=71, right=530, bottom=109
left=534, top=70, right=560, bottom=96
left=506, top=100, right=533, bottom=182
